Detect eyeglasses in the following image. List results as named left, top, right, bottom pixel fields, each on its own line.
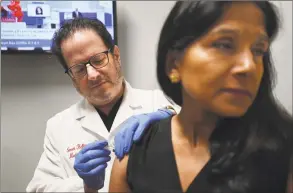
left=65, top=49, right=112, bottom=79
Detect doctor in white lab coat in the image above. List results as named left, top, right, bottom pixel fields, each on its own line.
left=26, top=18, right=179, bottom=192
left=26, top=82, right=177, bottom=192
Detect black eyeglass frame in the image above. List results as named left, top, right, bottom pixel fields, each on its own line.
left=65, top=48, right=112, bottom=79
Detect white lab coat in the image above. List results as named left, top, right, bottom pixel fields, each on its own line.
left=26, top=81, right=180, bottom=192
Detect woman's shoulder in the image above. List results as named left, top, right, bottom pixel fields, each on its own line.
left=126, top=116, right=173, bottom=189
left=127, top=116, right=172, bottom=160
left=134, top=116, right=172, bottom=147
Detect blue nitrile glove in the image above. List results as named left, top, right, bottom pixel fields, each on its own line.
left=114, top=108, right=175, bottom=159
left=74, top=140, right=111, bottom=190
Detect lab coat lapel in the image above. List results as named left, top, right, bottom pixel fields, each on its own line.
left=75, top=81, right=144, bottom=141
left=79, top=99, right=109, bottom=140
left=110, top=82, right=143, bottom=136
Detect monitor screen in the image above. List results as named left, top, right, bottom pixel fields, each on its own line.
left=1, top=1, right=117, bottom=52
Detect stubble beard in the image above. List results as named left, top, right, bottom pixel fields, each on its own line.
left=88, top=62, right=124, bottom=106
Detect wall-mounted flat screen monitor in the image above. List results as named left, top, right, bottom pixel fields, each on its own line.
left=1, top=1, right=117, bottom=53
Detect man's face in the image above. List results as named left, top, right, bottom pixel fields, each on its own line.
left=61, top=29, right=124, bottom=107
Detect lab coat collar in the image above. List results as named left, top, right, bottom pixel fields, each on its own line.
left=74, top=80, right=143, bottom=140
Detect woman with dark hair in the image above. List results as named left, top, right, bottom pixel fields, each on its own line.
left=35, top=6, right=43, bottom=15
left=109, top=1, right=292, bottom=192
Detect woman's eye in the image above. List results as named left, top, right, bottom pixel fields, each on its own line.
left=212, top=41, right=234, bottom=50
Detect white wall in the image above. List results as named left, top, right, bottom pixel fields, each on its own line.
left=270, top=1, right=292, bottom=114
left=117, top=1, right=175, bottom=89
left=1, top=1, right=291, bottom=192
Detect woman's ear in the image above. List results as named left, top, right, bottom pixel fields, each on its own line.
left=165, top=50, right=181, bottom=83
left=168, top=68, right=181, bottom=83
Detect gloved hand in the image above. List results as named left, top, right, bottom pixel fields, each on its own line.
left=114, top=108, right=175, bottom=159
left=74, top=140, right=111, bottom=190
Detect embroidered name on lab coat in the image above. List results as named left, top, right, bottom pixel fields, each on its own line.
left=67, top=143, right=86, bottom=159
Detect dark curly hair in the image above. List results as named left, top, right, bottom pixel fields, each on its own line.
left=51, top=18, right=114, bottom=71
left=157, top=1, right=292, bottom=192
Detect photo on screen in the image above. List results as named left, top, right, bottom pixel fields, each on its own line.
left=1, top=1, right=116, bottom=52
